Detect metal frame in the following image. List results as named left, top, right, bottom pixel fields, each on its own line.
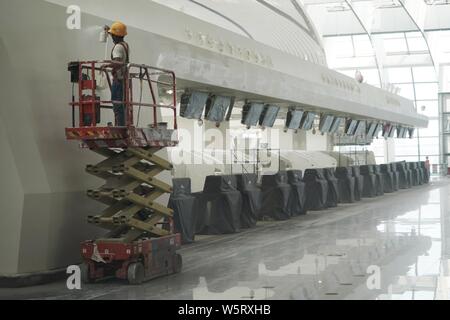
left=439, top=92, right=450, bottom=174
left=344, top=0, right=383, bottom=86
left=66, top=60, right=181, bottom=283
left=69, top=60, right=177, bottom=130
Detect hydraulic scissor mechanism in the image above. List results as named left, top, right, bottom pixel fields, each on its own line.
left=86, top=147, right=175, bottom=242
left=66, top=61, right=181, bottom=284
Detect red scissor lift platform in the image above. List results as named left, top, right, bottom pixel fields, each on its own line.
left=66, top=60, right=181, bottom=284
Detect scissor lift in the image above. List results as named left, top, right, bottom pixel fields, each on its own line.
left=66, top=60, right=181, bottom=284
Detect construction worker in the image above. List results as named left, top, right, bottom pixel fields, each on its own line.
left=102, top=22, right=130, bottom=126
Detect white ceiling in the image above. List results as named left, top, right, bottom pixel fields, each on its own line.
left=151, top=0, right=327, bottom=65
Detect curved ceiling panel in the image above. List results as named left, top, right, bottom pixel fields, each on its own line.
left=151, top=0, right=327, bottom=66
left=188, top=0, right=255, bottom=39
left=151, top=0, right=252, bottom=38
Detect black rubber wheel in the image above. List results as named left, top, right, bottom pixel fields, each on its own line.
left=127, top=262, right=145, bottom=285
left=80, top=263, right=94, bottom=284
left=173, top=254, right=182, bottom=274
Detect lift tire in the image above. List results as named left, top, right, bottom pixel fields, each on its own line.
left=80, top=263, right=94, bottom=284
left=173, top=253, right=182, bottom=274
left=128, top=262, right=145, bottom=285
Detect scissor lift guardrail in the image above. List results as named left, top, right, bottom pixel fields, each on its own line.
left=66, top=60, right=181, bottom=284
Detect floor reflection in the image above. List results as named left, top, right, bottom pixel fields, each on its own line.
left=186, top=180, right=446, bottom=300
left=2, top=179, right=450, bottom=300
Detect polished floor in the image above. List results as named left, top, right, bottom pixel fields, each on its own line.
left=2, top=177, right=450, bottom=300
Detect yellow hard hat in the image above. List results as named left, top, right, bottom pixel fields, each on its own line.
left=108, top=22, right=127, bottom=37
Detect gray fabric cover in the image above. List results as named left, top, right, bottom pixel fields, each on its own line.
left=323, top=168, right=340, bottom=207
left=235, top=174, right=261, bottom=228
left=380, top=164, right=394, bottom=193
left=390, top=163, right=400, bottom=191
left=360, top=165, right=377, bottom=197
left=335, top=167, right=355, bottom=203
left=303, top=169, right=328, bottom=210
left=396, top=161, right=412, bottom=189
left=372, top=165, right=385, bottom=196
left=419, top=161, right=430, bottom=184
left=407, top=162, right=421, bottom=186
left=169, top=178, right=196, bottom=244
left=416, top=162, right=425, bottom=185
left=352, top=166, right=364, bottom=201
left=195, top=175, right=242, bottom=235
left=287, top=170, right=307, bottom=216
left=260, top=172, right=292, bottom=220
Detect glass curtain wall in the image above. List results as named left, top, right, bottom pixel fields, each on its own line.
left=325, top=31, right=439, bottom=169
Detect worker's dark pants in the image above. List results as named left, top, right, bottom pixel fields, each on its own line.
left=112, top=79, right=126, bottom=126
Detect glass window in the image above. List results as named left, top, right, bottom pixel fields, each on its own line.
left=324, top=31, right=441, bottom=166
left=338, top=69, right=356, bottom=78
left=396, top=155, right=419, bottom=162
left=418, top=137, right=439, bottom=155
left=351, top=56, right=378, bottom=67
left=369, top=139, right=384, bottom=157
left=338, top=68, right=380, bottom=85
left=363, top=69, right=381, bottom=87
left=412, top=67, right=437, bottom=82
left=406, top=36, right=428, bottom=52
left=443, top=97, right=450, bottom=113
left=414, top=83, right=438, bottom=100
left=418, top=120, right=439, bottom=137
left=443, top=115, right=450, bottom=132
left=378, top=32, right=407, bottom=40
left=426, top=154, right=439, bottom=169
left=440, top=33, right=450, bottom=53
left=387, top=67, right=412, bottom=83
left=406, top=32, right=422, bottom=38
left=384, top=38, right=408, bottom=54
left=395, top=138, right=420, bottom=156
left=417, top=100, right=438, bottom=118
left=439, top=65, right=450, bottom=92
left=327, top=36, right=354, bottom=58
left=396, top=83, right=415, bottom=100
left=353, top=35, right=373, bottom=57
left=368, top=138, right=385, bottom=161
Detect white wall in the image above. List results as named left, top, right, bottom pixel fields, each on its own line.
left=0, top=117, right=23, bottom=275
